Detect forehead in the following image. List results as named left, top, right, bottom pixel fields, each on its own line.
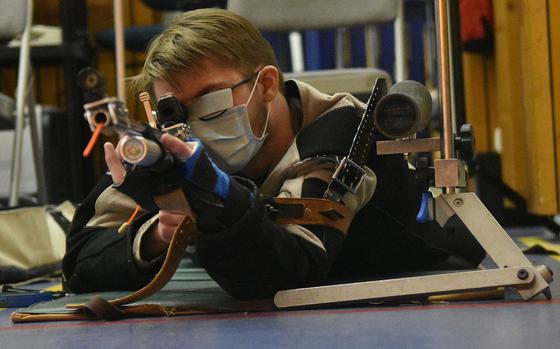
left=152, top=60, right=247, bottom=102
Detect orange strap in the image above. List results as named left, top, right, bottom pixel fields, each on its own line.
left=274, top=197, right=354, bottom=235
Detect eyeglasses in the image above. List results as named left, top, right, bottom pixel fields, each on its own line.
left=230, top=71, right=260, bottom=90
left=195, top=70, right=260, bottom=121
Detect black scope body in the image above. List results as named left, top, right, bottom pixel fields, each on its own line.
left=373, top=80, right=432, bottom=139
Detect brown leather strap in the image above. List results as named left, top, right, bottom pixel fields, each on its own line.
left=274, top=197, right=354, bottom=234
left=83, top=296, right=125, bottom=320
left=67, top=189, right=196, bottom=310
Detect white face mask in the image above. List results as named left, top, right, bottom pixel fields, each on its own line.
left=188, top=71, right=270, bottom=174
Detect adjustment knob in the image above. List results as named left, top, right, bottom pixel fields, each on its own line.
left=455, top=123, right=476, bottom=162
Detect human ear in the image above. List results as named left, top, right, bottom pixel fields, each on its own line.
left=258, top=65, right=279, bottom=102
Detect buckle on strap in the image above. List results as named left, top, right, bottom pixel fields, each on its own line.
left=324, top=157, right=366, bottom=202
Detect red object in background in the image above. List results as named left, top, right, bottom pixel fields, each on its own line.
left=460, top=0, right=494, bottom=52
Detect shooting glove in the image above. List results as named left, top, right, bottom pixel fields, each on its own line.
left=115, top=138, right=256, bottom=233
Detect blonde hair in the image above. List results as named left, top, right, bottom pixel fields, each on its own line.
left=130, top=8, right=283, bottom=95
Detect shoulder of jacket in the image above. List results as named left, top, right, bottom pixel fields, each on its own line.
left=288, top=79, right=365, bottom=127
left=291, top=80, right=364, bottom=159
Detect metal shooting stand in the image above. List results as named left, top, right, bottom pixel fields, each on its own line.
left=273, top=0, right=553, bottom=309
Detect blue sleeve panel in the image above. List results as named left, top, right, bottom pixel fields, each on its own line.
left=210, top=162, right=230, bottom=200
left=416, top=191, right=433, bottom=223
left=181, top=138, right=230, bottom=200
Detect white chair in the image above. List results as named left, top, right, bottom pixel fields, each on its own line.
left=0, top=0, right=46, bottom=206
left=227, top=0, right=408, bottom=96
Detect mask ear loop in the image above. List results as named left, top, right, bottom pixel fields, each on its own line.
left=245, top=70, right=263, bottom=104
left=246, top=70, right=270, bottom=140
left=258, top=101, right=271, bottom=139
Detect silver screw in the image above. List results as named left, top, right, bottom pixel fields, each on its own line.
left=453, top=198, right=463, bottom=207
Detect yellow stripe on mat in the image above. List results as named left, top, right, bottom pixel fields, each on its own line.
left=519, top=237, right=560, bottom=261
left=42, top=284, right=63, bottom=292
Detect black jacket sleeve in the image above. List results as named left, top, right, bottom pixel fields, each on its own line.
left=63, top=172, right=338, bottom=299
left=62, top=106, right=358, bottom=297
left=62, top=175, right=162, bottom=293
left=195, top=177, right=343, bottom=300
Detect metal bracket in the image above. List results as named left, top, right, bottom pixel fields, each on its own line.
left=434, top=159, right=467, bottom=188
left=376, top=137, right=441, bottom=155
left=274, top=192, right=553, bottom=308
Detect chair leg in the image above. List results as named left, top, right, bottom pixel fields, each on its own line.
left=8, top=0, right=33, bottom=207
left=9, top=85, right=25, bottom=207
left=288, top=31, right=305, bottom=73
left=335, top=27, right=352, bottom=69
left=364, top=25, right=380, bottom=69
left=27, top=81, right=47, bottom=204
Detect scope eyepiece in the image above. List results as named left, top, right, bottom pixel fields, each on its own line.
left=156, top=95, right=188, bottom=128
